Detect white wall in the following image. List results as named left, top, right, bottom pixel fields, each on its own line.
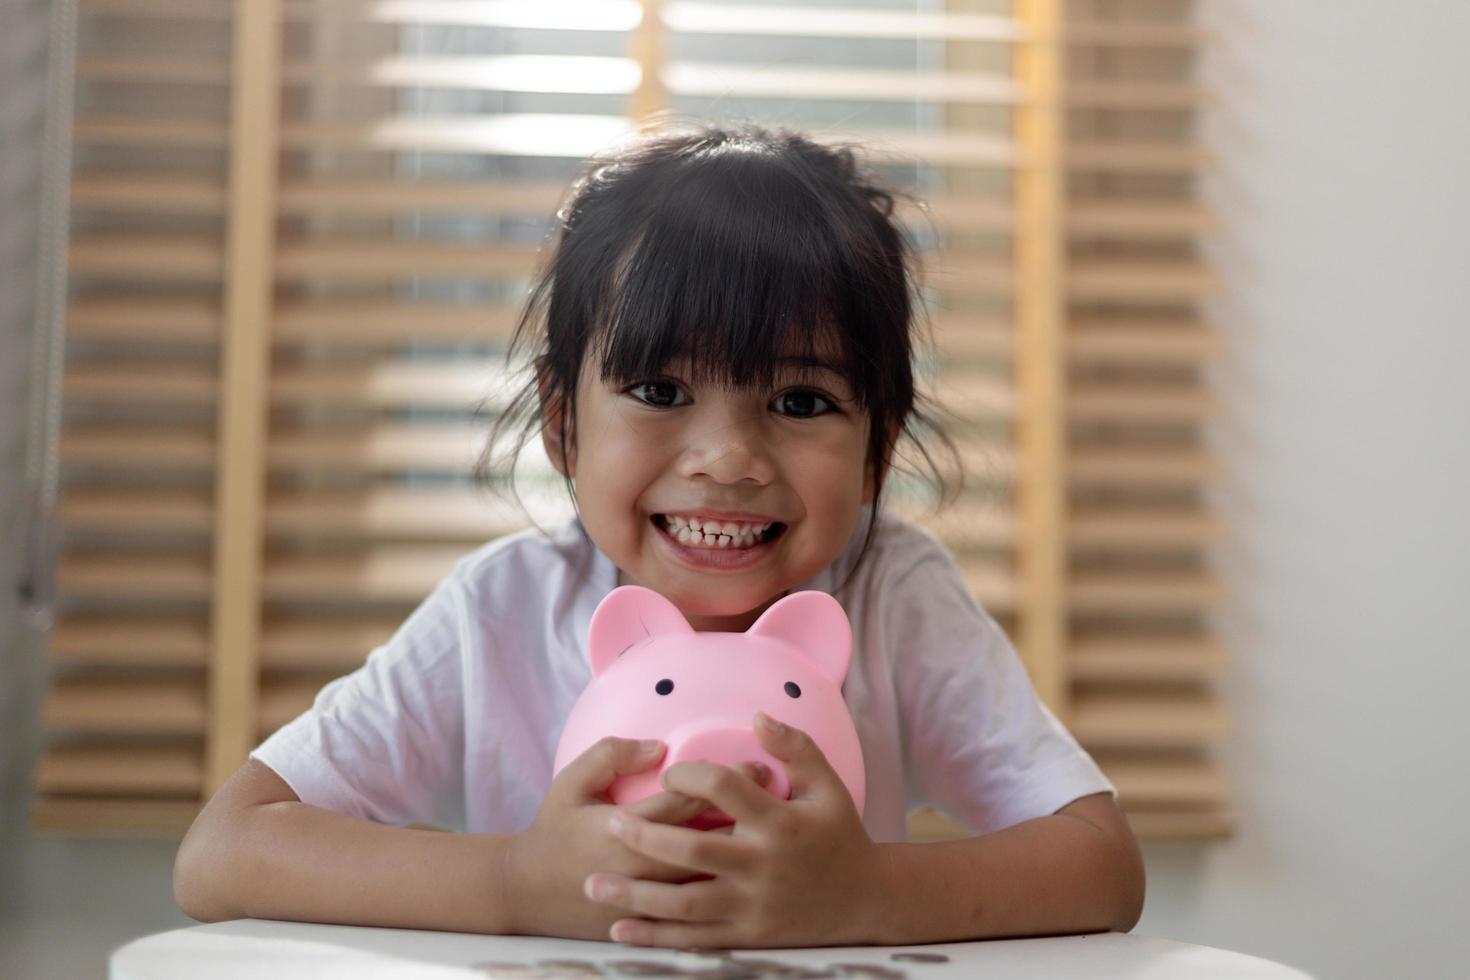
left=1134, top=3, right=1470, bottom=977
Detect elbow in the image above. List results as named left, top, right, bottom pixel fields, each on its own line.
left=1112, top=877, right=1145, bottom=934
left=1057, top=794, right=1147, bottom=934
left=173, top=872, right=216, bottom=923
left=1109, top=831, right=1146, bottom=933
left=173, top=759, right=295, bottom=922
left=172, top=829, right=217, bottom=922
left=173, top=813, right=239, bottom=923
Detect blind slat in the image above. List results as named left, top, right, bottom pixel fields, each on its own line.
left=62, top=427, right=216, bottom=467
left=275, top=301, right=518, bottom=346
left=1071, top=635, right=1227, bottom=683
left=49, top=617, right=211, bottom=667
left=68, top=236, right=225, bottom=280
left=267, top=488, right=531, bottom=540
left=1069, top=570, right=1224, bottom=616
left=67, top=298, right=222, bottom=342
left=36, top=745, right=203, bottom=795
left=73, top=116, right=228, bottom=148
left=57, top=556, right=213, bottom=600
left=269, top=423, right=483, bottom=473
left=1070, top=692, right=1230, bottom=749
left=662, top=3, right=1022, bottom=42
left=261, top=618, right=400, bottom=669
left=275, top=240, right=538, bottom=281
left=44, top=679, right=208, bottom=735
left=60, top=488, right=214, bottom=532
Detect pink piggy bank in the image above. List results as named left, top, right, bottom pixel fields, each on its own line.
left=553, top=585, right=865, bottom=830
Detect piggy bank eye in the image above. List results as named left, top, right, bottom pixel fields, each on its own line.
left=655, top=678, right=674, bottom=696
left=784, top=681, right=801, bottom=699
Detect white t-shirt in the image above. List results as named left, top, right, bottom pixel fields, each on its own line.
left=250, top=510, right=1114, bottom=842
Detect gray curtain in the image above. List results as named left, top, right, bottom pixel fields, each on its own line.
left=1, top=0, right=64, bottom=837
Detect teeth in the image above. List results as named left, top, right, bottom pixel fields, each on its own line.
left=663, top=514, right=771, bottom=537
left=662, top=514, right=773, bottom=549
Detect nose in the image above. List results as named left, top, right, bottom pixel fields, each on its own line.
left=677, top=407, right=777, bottom=486
left=668, top=725, right=791, bottom=804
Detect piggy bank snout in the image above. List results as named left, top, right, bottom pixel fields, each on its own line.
left=669, top=726, right=791, bottom=803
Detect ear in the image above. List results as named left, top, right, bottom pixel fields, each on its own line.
left=537, top=361, right=575, bottom=478
left=587, top=585, right=694, bottom=676
left=747, top=590, right=852, bottom=686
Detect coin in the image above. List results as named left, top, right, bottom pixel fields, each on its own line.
left=683, top=967, right=763, bottom=979
left=470, top=964, right=558, bottom=978
left=676, top=948, right=735, bottom=960
left=728, top=959, right=836, bottom=978
left=889, top=952, right=949, bottom=963
left=537, top=959, right=606, bottom=976
left=609, top=961, right=680, bottom=976
left=727, top=958, right=801, bottom=976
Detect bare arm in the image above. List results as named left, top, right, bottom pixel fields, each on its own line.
left=585, top=721, right=1143, bottom=949
left=173, top=759, right=516, bottom=934
left=174, top=741, right=748, bottom=938
left=862, top=791, right=1145, bottom=944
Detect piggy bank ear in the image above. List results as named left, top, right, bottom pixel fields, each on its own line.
left=587, top=585, right=694, bottom=676
left=748, top=590, right=852, bottom=685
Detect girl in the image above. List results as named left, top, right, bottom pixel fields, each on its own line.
left=174, top=124, right=1144, bottom=948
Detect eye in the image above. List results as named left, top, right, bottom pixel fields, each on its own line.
left=784, top=681, right=801, bottom=698
left=625, top=380, right=689, bottom=408
left=771, top=388, right=835, bottom=419
left=655, top=678, right=674, bottom=695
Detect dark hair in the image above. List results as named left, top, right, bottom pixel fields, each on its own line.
left=476, top=123, right=962, bottom=585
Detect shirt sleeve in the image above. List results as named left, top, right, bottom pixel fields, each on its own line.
left=888, top=544, right=1115, bottom=836
left=249, top=568, right=469, bottom=831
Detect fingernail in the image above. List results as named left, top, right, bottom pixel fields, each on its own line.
left=608, top=813, right=628, bottom=835
left=637, top=739, right=663, bottom=755
left=758, top=712, right=786, bottom=734
left=585, top=876, right=612, bottom=901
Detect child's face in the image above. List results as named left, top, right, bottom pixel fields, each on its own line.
left=545, top=353, right=875, bottom=632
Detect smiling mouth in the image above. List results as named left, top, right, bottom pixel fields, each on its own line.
left=651, top=514, right=787, bottom=550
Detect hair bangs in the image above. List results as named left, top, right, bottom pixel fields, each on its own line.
left=590, top=151, right=869, bottom=402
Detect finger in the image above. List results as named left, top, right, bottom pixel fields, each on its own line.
left=629, top=761, right=771, bottom=825
left=584, top=873, right=733, bottom=924
left=753, top=712, right=846, bottom=803
left=556, top=737, right=665, bottom=802
left=608, top=811, right=752, bottom=876
left=610, top=917, right=734, bottom=950
left=626, top=789, right=710, bottom=827
left=736, top=760, right=773, bottom=788
left=661, top=761, right=776, bottom=825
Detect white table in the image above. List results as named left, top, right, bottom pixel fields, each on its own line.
left=110, top=919, right=1312, bottom=979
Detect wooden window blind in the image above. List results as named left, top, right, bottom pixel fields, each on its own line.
left=1057, top=0, right=1227, bottom=839
left=33, top=0, right=1229, bottom=840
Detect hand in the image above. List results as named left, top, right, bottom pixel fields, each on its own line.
left=584, top=712, right=881, bottom=948
left=504, top=736, right=767, bottom=941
